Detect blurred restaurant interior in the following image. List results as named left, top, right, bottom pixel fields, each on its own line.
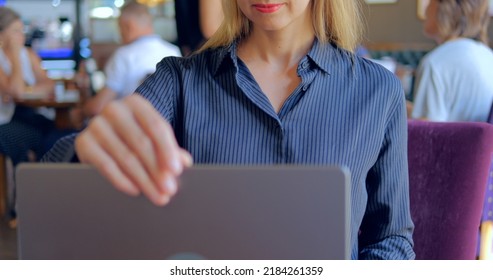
left=0, top=0, right=491, bottom=98
left=2, top=0, right=492, bottom=100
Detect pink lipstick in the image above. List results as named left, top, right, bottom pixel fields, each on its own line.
left=253, top=3, right=283, bottom=13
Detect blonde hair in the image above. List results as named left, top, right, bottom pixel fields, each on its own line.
left=199, top=0, right=364, bottom=52
left=436, top=0, right=490, bottom=44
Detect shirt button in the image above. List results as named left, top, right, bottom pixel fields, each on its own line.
left=302, top=62, right=309, bottom=69
left=303, top=85, right=308, bottom=91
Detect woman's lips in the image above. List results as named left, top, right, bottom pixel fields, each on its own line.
left=253, top=3, right=283, bottom=13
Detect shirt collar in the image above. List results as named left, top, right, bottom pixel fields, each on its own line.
left=211, top=38, right=338, bottom=76
left=211, top=42, right=239, bottom=76
left=305, top=39, right=334, bottom=75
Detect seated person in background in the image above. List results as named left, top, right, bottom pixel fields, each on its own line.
left=45, top=0, right=415, bottom=259
left=411, top=0, right=493, bottom=121
left=0, top=6, right=55, bottom=166
left=175, top=0, right=223, bottom=56
left=199, top=0, right=224, bottom=40
left=82, top=1, right=181, bottom=118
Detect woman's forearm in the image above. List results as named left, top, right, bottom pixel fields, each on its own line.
left=5, top=51, right=26, bottom=97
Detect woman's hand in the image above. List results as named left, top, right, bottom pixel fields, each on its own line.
left=75, top=94, right=193, bottom=206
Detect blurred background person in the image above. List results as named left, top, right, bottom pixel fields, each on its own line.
left=410, top=0, right=493, bottom=122
left=175, top=0, right=223, bottom=56
left=0, top=6, right=56, bottom=226
left=199, top=0, right=223, bottom=39
left=82, top=1, right=181, bottom=118
left=0, top=6, right=54, bottom=166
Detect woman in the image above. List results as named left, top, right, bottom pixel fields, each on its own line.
left=175, top=0, right=223, bottom=56
left=199, top=0, right=223, bottom=39
left=411, top=0, right=493, bottom=121
left=0, top=6, right=55, bottom=165
left=47, top=0, right=415, bottom=259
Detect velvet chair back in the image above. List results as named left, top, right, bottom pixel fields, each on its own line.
left=408, top=120, right=493, bottom=259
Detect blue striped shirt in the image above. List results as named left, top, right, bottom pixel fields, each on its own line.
left=44, top=40, right=415, bottom=259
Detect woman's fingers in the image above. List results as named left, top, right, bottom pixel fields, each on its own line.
left=90, top=116, right=174, bottom=205
left=179, top=148, right=194, bottom=167
left=102, top=101, right=161, bottom=188
left=125, top=95, right=186, bottom=175
left=75, top=129, right=140, bottom=197
left=75, top=95, right=191, bottom=206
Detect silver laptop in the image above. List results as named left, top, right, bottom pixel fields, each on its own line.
left=16, top=164, right=350, bottom=260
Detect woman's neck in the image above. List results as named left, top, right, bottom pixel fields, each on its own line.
left=236, top=26, right=315, bottom=113
left=239, top=27, right=315, bottom=70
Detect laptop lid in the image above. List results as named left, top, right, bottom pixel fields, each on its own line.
left=16, top=164, right=350, bottom=260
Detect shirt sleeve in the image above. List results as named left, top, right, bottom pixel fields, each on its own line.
left=135, top=58, right=180, bottom=125
left=412, top=59, right=447, bottom=121
left=359, top=86, right=416, bottom=260
left=41, top=133, right=79, bottom=162
left=104, top=49, right=128, bottom=98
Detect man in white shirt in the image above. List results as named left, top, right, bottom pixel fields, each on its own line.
left=83, top=1, right=181, bottom=118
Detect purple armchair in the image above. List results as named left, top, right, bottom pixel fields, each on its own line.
left=407, top=120, right=493, bottom=260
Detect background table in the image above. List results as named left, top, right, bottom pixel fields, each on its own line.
left=14, top=97, right=79, bottom=130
